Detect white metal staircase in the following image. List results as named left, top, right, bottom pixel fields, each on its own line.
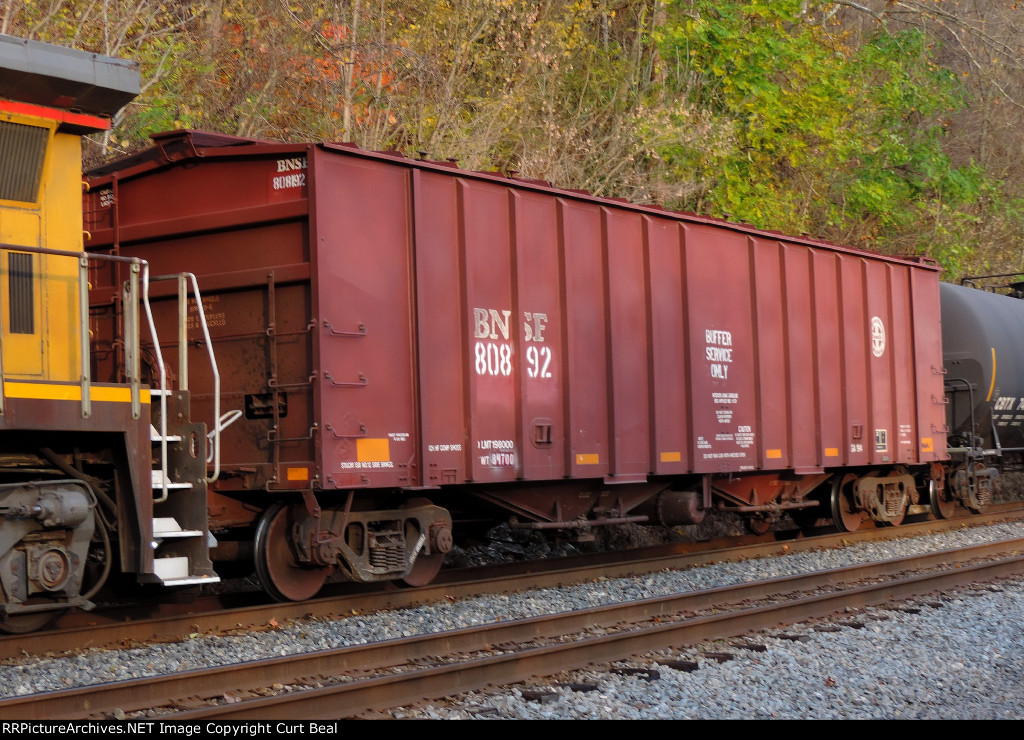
left=142, top=269, right=225, bottom=587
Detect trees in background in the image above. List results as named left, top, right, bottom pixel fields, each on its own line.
left=654, top=0, right=988, bottom=275
left=6, top=0, right=1024, bottom=278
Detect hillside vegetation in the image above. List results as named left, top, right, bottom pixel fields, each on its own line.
left=8, top=0, right=1024, bottom=279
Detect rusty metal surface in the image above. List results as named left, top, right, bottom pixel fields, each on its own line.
left=2, top=506, right=1019, bottom=662
left=83, top=132, right=947, bottom=512
left=179, top=553, right=1024, bottom=720
left=4, top=537, right=1022, bottom=720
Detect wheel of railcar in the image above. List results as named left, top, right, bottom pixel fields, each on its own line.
left=830, top=473, right=864, bottom=532
left=924, top=480, right=945, bottom=520
left=401, top=553, right=445, bottom=587
left=400, top=497, right=446, bottom=587
left=0, top=602, right=62, bottom=634
left=254, top=503, right=330, bottom=602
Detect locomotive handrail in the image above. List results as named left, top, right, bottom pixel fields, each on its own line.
left=0, top=244, right=224, bottom=499
left=125, top=263, right=142, bottom=419
left=0, top=243, right=145, bottom=421
left=0, top=243, right=143, bottom=263
left=139, top=262, right=170, bottom=503
left=78, top=254, right=90, bottom=419
left=146, top=270, right=224, bottom=488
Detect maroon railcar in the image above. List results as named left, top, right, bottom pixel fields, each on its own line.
left=84, top=131, right=949, bottom=597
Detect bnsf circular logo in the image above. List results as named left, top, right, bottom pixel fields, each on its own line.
left=870, top=316, right=886, bottom=358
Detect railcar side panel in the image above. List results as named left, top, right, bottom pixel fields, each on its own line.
left=312, top=154, right=416, bottom=490
left=749, top=239, right=787, bottom=470
left=889, top=265, right=919, bottom=464
left=604, top=207, right=652, bottom=479
left=510, top=189, right=565, bottom=480
left=646, top=217, right=690, bottom=475
left=781, top=242, right=819, bottom=472
left=811, top=248, right=844, bottom=468
left=459, top=178, right=519, bottom=484
left=683, top=224, right=758, bottom=473
left=911, top=268, right=944, bottom=459
left=838, top=256, right=871, bottom=467
left=561, top=199, right=611, bottom=479
left=413, top=170, right=469, bottom=486
left=864, top=260, right=897, bottom=466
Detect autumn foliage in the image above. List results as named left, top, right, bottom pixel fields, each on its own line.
left=6, top=0, right=1024, bottom=279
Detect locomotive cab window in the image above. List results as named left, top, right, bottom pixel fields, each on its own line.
left=0, top=120, right=49, bottom=203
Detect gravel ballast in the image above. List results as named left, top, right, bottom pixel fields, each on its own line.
left=398, top=574, right=1024, bottom=719
left=2, top=520, right=1023, bottom=719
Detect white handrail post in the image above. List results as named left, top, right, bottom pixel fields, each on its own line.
left=140, top=261, right=169, bottom=504
left=78, top=254, right=91, bottom=419
left=178, top=274, right=188, bottom=392
left=184, top=273, right=221, bottom=483
left=128, top=262, right=141, bottom=419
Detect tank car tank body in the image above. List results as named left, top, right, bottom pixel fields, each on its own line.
left=939, top=280, right=1024, bottom=514
left=82, top=131, right=955, bottom=600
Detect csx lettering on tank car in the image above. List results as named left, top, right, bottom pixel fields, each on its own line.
left=0, top=33, right=1013, bottom=630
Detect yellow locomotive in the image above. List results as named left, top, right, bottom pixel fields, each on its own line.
left=0, top=33, right=219, bottom=631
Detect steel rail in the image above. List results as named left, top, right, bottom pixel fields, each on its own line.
left=2, top=538, right=1022, bottom=720
left=1, top=505, right=1020, bottom=660
left=173, top=553, right=1024, bottom=720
